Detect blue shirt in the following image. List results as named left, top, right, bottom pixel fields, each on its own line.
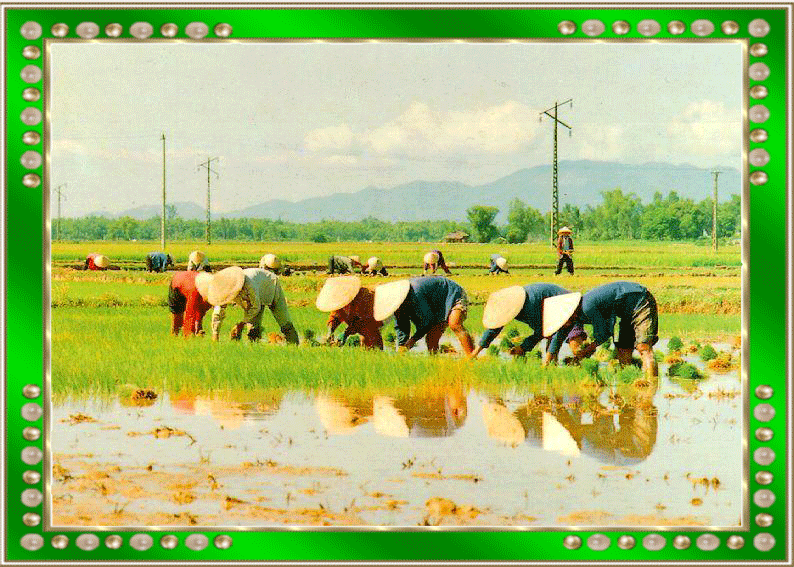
left=488, top=254, right=509, bottom=274
left=578, top=281, right=650, bottom=347
left=394, top=276, right=466, bottom=346
left=479, top=283, right=569, bottom=352
left=147, top=252, right=170, bottom=272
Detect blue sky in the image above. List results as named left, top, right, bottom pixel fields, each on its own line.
left=49, top=41, right=743, bottom=214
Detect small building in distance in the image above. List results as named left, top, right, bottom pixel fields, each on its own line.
left=442, top=230, right=471, bottom=243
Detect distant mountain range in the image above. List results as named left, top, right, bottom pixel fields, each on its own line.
left=92, top=160, right=741, bottom=223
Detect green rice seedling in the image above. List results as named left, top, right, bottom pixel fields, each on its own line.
left=506, top=328, right=520, bottom=339
left=579, top=358, right=600, bottom=378
left=303, top=328, right=316, bottom=341
left=594, top=346, right=615, bottom=362
left=667, top=336, right=683, bottom=353
left=499, top=336, right=514, bottom=351
left=487, top=345, right=500, bottom=357
left=345, top=335, right=362, bottom=347
left=385, top=331, right=396, bottom=344
left=699, top=344, right=718, bottom=362
left=668, top=362, right=703, bottom=379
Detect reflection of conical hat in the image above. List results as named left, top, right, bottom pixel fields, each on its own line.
left=496, top=256, right=508, bottom=270
left=482, top=286, right=526, bottom=329
left=260, top=253, right=281, bottom=270
left=189, top=250, right=205, bottom=264
left=94, top=254, right=110, bottom=268
left=542, top=412, right=581, bottom=457
left=542, top=292, right=582, bottom=337
left=315, top=395, right=368, bottom=435
left=207, top=266, right=245, bottom=306
left=195, top=272, right=212, bottom=300
left=373, top=279, right=411, bottom=321
left=423, top=251, right=439, bottom=265
left=315, top=276, right=361, bottom=312
left=558, top=226, right=572, bottom=234
left=372, top=396, right=409, bottom=438
left=349, top=255, right=361, bottom=264
left=482, top=401, right=525, bottom=447
left=194, top=397, right=245, bottom=430
left=367, top=257, right=382, bottom=271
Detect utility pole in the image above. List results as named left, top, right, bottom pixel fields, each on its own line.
left=539, top=99, right=573, bottom=247
left=161, top=133, right=166, bottom=250
left=53, top=183, right=66, bottom=241
left=197, top=157, right=219, bottom=245
left=711, top=169, right=721, bottom=252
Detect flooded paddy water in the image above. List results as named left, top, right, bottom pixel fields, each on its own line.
left=50, top=342, right=742, bottom=529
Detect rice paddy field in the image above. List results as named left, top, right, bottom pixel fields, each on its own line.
left=49, top=240, right=743, bottom=529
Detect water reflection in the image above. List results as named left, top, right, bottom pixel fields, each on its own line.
left=170, top=390, right=284, bottom=430
left=483, top=384, right=658, bottom=465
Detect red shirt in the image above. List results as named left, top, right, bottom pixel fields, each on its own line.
left=170, top=271, right=212, bottom=336
left=85, top=253, right=106, bottom=271
left=327, top=288, right=383, bottom=349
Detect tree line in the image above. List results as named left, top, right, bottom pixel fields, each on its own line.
left=55, top=189, right=740, bottom=243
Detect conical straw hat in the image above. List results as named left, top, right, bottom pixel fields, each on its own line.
left=367, top=257, right=382, bottom=271
left=542, top=412, right=580, bottom=457
left=349, top=255, right=361, bottom=264
left=189, top=250, right=205, bottom=264
left=194, top=272, right=212, bottom=300
left=260, top=253, right=281, bottom=270
left=482, top=401, right=525, bottom=447
left=423, top=251, right=439, bottom=265
left=542, top=292, right=582, bottom=337
left=495, top=256, right=508, bottom=270
left=94, top=254, right=110, bottom=268
left=558, top=226, right=572, bottom=234
left=206, top=266, right=245, bottom=306
left=372, top=396, right=409, bottom=438
left=482, top=286, right=526, bottom=329
left=373, top=279, right=411, bottom=321
left=315, top=276, right=361, bottom=312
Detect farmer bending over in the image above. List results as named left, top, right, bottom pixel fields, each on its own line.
left=469, top=283, right=570, bottom=359
left=488, top=254, right=509, bottom=275
left=543, top=281, right=659, bottom=379
left=374, top=276, right=474, bottom=356
left=362, top=256, right=389, bottom=277
left=187, top=250, right=211, bottom=272
left=146, top=251, right=174, bottom=273
left=327, top=255, right=363, bottom=275
left=316, top=276, right=383, bottom=349
left=423, top=250, right=452, bottom=275
left=168, top=271, right=212, bottom=336
left=84, top=253, right=110, bottom=271
left=206, top=266, right=299, bottom=344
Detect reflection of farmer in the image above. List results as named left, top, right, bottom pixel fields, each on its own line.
left=206, top=266, right=299, bottom=344
left=373, top=388, right=467, bottom=438
left=554, top=226, right=574, bottom=275
left=314, top=393, right=373, bottom=435
left=469, top=283, right=569, bottom=359
left=544, top=282, right=659, bottom=378
left=488, top=254, right=509, bottom=275
left=84, top=253, right=110, bottom=271
left=146, top=251, right=174, bottom=273
left=423, top=250, right=452, bottom=275
left=362, top=256, right=389, bottom=276
left=327, top=255, right=363, bottom=275
left=316, top=276, right=383, bottom=349
left=187, top=250, right=211, bottom=272
left=168, top=271, right=212, bottom=336
left=374, top=277, right=474, bottom=356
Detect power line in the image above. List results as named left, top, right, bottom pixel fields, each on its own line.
left=539, top=99, right=573, bottom=246
left=711, top=169, right=721, bottom=252
left=197, top=157, right=220, bottom=245
left=53, top=184, right=67, bottom=241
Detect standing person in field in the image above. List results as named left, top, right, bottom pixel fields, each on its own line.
left=327, top=255, right=363, bottom=275
left=488, top=254, right=510, bottom=275
left=316, top=276, right=384, bottom=349
left=423, top=250, right=452, bottom=275
left=187, top=250, right=211, bottom=272
left=145, top=251, right=174, bottom=273
left=362, top=256, right=389, bottom=277
left=543, top=281, right=659, bottom=379
left=84, top=253, right=110, bottom=271
left=468, top=283, right=570, bottom=359
left=374, top=276, right=474, bottom=356
left=167, top=271, right=213, bottom=336
left=555, top=226, right=575, bottom=275
left=205, top=266, right=299, bottom=345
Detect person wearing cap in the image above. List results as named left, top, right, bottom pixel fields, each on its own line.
left=186, top=250, right=211, bottom=272
left=544, top=281, right=659, bottom=378
left=206, top=266, right=299, bottom=345
left=327, top=255, right=363, bottom=275
left=468, top=283, right=570, bottom=359
left=316, top=276, right=384, bottom=349
left=374, top=276, right=474, bottom=356
left=84, top=253, right=110, bottom=271
left=423, top=250, right=452, bottom=275
left=145, top=251, right=174, bottom=273
left=555, top=227, right=575, bottom=275
left=167, top=271, right=212, bottom=336
left=488, top=254, right=510, bottom=275
left=362, top=256, right=388, bottom=277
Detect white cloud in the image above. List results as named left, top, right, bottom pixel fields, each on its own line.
left=304, top=124, right=353, bottom=152
left=576, top=125, right=625, bottom=161
left=667, top=100, right=741, bottom=157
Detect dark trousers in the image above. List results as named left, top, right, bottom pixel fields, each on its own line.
left=555, top=254, right=574, bottom=275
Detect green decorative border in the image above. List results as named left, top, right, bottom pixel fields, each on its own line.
left=3, top=4, right=789, bottom=562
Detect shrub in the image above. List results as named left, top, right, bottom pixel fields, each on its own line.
left=699, top=344, right=718, bottom=361
left=668, top=362, right=703, bottom=379
left=667, top=336, right=683, bottom=352
left=311, top=232, right=329, bottom=243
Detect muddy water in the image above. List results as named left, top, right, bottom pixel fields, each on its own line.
left=51, top=349, right=742, bottom=528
